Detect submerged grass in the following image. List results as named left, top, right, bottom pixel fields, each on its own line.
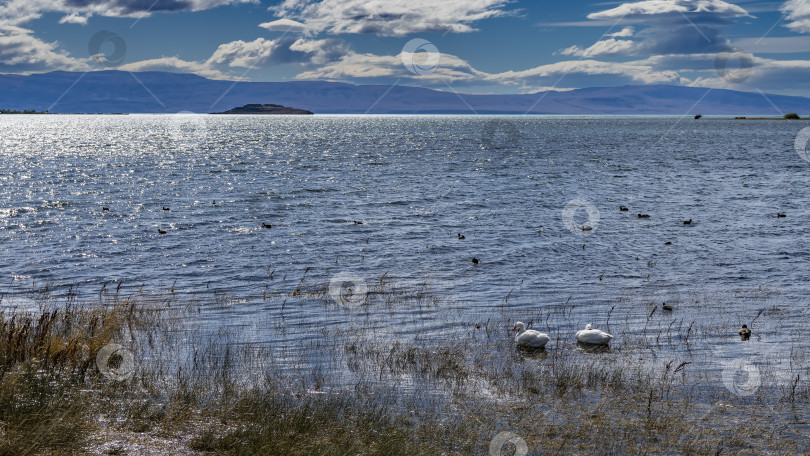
left=1, top=280, right=809, bottom=455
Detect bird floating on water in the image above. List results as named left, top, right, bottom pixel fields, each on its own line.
left=581, top=225, right=593, bottom=231
left=620, top=206, right=629, bottom=211
left=458, top=233, right=465, bottom=240
left=102, top=207, right=109, bottom=212
left=576, top=323, right=613, bottom=345
left=739, top=324, right=751, bottom=340
left=664, top=241, right=672, bottom=245
left=353, top=220, right=364, bottom=225
left=158, top=229, right=167, bottom=235
left=683, top=219, right=692, bottom=225
left=662, top=303, right=673, bottom=311
left=262, top=223, right=272, bottom=229
left=512, top=321, right=550, bottom=349
left=638, top=214, right=650, bottom=218
left=472, top=257, right=479, bottom=264
left=162, top=207, right=170, bottom=211
left=777, top=213, right=786, bottom=218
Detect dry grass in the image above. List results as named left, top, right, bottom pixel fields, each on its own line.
left=0, top=286, right=172, bottom=455
left=1, top=281, right=809, bottom=455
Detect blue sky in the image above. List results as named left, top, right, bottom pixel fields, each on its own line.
left=2, top=1, right=810, bottom=95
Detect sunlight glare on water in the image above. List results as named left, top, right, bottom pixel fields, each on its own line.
left=0, top=115, right=808, bottom=365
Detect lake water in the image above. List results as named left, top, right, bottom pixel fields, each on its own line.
left=1, top=115, right=809, bottom=380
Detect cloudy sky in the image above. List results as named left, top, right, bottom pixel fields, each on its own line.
left=2, top=0, right=810, bottom=95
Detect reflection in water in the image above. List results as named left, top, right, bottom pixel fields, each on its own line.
left=515, top=345, right=549, bottom=361
left=576, top=341, right=612, bottom=354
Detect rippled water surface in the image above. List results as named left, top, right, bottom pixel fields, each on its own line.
left=1, top=115, right=808, bottom=369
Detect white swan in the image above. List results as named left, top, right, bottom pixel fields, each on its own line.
left=576, top=323, right=613, bottom=345
left=512, top=321, right=550, bottom=348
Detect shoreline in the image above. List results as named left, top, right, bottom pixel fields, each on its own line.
left=2, top=284, right=808, bottom=455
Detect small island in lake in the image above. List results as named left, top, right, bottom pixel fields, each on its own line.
left=732, top=113, right=806, bottom=120
left=212, top=103, right=314, bottom=115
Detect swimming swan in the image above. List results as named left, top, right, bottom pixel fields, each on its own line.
left=512, top=321, right=550, bottom=349
left=576, top=323, right=613, bottom=345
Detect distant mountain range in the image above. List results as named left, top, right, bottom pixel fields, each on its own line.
left=1, top=71, right=808, bottom=115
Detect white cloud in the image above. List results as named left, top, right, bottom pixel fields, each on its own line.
left=0, top=0, right=259, bottom=75
left=493, top=59, right=681, bottom=86
left=206, top=37, right=346, bottom=68
left=294, top=46, right=682, bottom=92
left=558, top=0, right=753, bottom=58
left=782, top=0, right=810, bottom=33
left=269, top=0, right=512, bottom=36
left=0, top=1, right=255, bottom=21
left=116, top=35, right=349, bottom=80
left=259, top=18, right=308, bottom=33
left=0, top=22, right=90, bottom=73
left=288, top=37, right=347, bottom=64
left=617, top=52, right=810, bottom=94
left=559, top=38, right=636, bottom=57
left=689, top=55, right=810, bottom=92
left=588, top=0, right=751, bottom=20
left=0, top=0, right=806, bottom=99
left=297, top=52, right=400, bottom=79
left=58, top=12, right=90, bottom=25
left=207, top=37, right=288, bottom=68
left=608, top=26, right=635, bottom=37
left=297, top=50, right=488, bottom=82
